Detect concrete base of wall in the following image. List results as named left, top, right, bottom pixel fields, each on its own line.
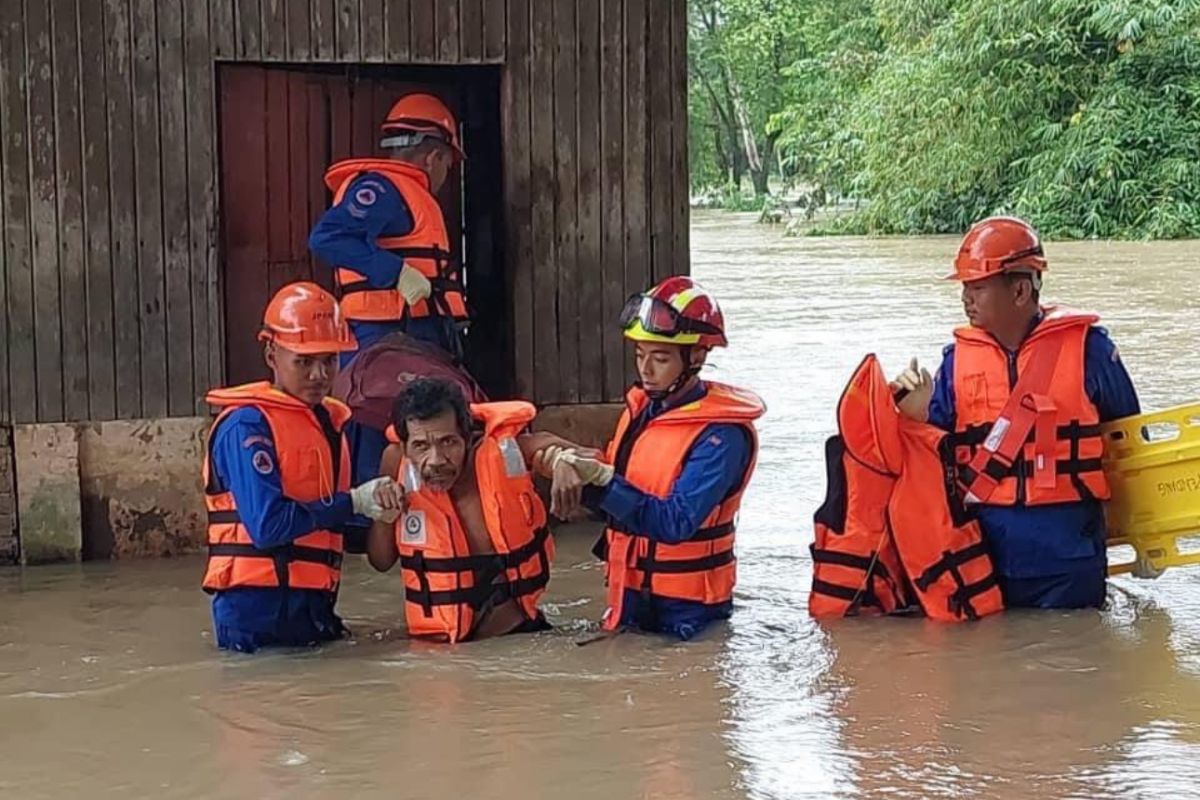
left=10, top=417, right=210, bottom=564
left=13, top=424, right=83, bottom=565
left=533, top=403, right=624, bottom=449
left=77, top=418, right=209, bottom=559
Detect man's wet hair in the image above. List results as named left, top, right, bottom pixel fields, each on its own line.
left=391, top=378, right=472, bottom=441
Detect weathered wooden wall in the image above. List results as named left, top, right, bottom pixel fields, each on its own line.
left=0, top=0, right=689, bottom=421
left=503, top=0, right=689, bottom=404
left=0, top=0, right=223, bottom=424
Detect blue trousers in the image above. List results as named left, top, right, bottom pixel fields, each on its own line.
left=212, top=588, right=346, bottom=653
left=998, top=561, right=1107, bottom=609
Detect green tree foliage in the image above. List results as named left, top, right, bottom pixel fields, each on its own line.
left=1012, top=1, right=1200, bottom=238
left=768, top=1, right=884, bottom=203
left=691, top=0, right=1200, bottom=238
left=688, top=0, right=808, bottom=196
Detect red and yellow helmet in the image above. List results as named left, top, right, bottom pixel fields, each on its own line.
left=946, top=216, right=1047, bottom=283
left=620, top=276, right=728, bottom=348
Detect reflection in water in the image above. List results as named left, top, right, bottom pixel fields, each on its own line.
left=1, top=213, right=1199, bottom=799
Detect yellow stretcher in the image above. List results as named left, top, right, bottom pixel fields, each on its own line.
left=1102, top=403, right=1200, bottom=576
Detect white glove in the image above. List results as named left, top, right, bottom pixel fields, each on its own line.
left=891, top=357, right=933, bottom=422
left=535, top=444, right=567, bottom=476
left=396, top=264, right=433, bottom=306
left=350, top=476, right=402, bottom=523
left=1132, top=555, right=1165, bottom=580
left=559, top=450, right=615, bottom=487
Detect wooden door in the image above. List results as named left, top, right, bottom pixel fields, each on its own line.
left=217, top=64, right=465, bottom=386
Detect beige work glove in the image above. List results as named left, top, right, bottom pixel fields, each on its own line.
left=532, top=444, right=563, bottom=478
left=350, top=476, right=404, bottom=523
left=396, top=264, right=433, bottom=306
left=558, top=450, right=615, bottom=487
left=539, top=445, right=586, bottom=520
left=890, top=357, right=933, bottom=422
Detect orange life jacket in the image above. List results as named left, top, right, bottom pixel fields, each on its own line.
left=951, top=306, right=1110, bottom=506
left=599, top=382, right=765, bottom=632
left=201, top=382, right=351, bottom=593
left=323, top=158, right=468, bottom=322
left=810, top=355, right=1004, bottom=622
left=394, top=401, right=554, bottom=643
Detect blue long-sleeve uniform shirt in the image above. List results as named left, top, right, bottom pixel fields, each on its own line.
left=208, top=407, right=356, bottom=652
left=927, top=324, right=1139, bottom=606
left=308, top=170, right=449, bottom=359
left=583, top=383, right=753, bottom=640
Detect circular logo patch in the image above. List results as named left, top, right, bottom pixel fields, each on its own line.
left=400, top=510, right=427, bottom=546
left=252, top=450, right=275, bottom=476
left=354, top=187, right=377, bottom=206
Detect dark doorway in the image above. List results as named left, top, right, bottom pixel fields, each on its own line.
left=216, top=63, right=508, bottom=395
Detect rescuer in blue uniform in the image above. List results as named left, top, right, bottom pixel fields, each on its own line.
left=202, top=282, right=405, bottom=652
left=308, top=92, right=470, bottom=497
left=893, top=217, right=1139, bottom=609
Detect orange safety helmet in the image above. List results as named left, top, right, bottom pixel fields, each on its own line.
left=946, top=216, right=1047, bottom=283
left=258, top=282, right=357, bottom=354
left=379, top=93, right=465, bottom=159
left=620, top=276, right=728, bottom=348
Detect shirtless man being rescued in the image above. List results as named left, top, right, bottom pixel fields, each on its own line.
left=366, top=378, right=590, bottom=642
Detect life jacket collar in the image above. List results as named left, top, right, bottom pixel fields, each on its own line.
left=323, top=158, right=431, bottom=194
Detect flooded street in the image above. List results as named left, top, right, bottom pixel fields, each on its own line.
left=3, top=212, right=1199, bottom=799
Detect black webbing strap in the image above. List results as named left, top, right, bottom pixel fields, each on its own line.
left=913, top=541, right=991, bottom=592
left=399, top=527, right=550, bottom=574
left=206, top=542, right=344, bottom=589
left=401, top=528, right=552, bottom=617
left=912, top=542, right=997, bottom=621
left=403, top=570, right=551, bottom=613
left=634, top=547, right=735, bottom=575
left=811, top=578, right=882, bottom=611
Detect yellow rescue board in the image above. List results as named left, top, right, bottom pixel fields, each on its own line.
left=1102, top=403, right=1200, bottom=576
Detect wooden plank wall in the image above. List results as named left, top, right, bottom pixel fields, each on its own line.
left=0, top=0, right=689, bottom=421
left=503, top=0, right=689, bottom=404
left=0, top=0, right=221, bottom=423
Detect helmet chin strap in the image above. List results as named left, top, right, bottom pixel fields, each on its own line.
left=643, top=346, right=700, bottom=401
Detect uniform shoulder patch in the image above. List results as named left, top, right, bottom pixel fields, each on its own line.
left=251, top=449, right=275, bottom=476
left=354, top=187, right=377, bottom=206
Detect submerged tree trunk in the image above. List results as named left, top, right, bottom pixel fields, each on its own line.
left=694, top=65, right=744, bottom=191
left=724, top=63, right=766, bottom=196
left=750, top=135, right=778, bottom=196
left=750, top=168, right=769, bottom=196
left=712, top=127, right=730, bottom=179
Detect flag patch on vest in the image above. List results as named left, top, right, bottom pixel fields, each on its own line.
left=400, top=510, right=427, bottom=546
